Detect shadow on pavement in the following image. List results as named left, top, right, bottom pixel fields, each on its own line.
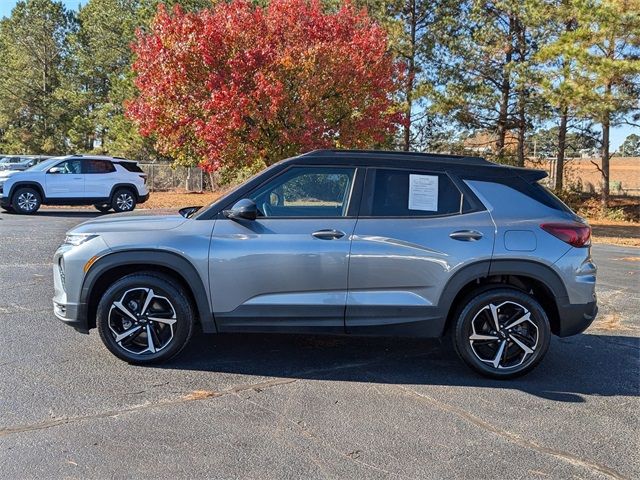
left=2, top=210, right=102, bottom=219
left=160, top=331, right=639, bottom=403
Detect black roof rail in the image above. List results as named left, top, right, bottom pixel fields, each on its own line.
left=301, top=149, right=494, bottom=166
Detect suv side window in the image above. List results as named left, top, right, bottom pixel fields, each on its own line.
left=51, top=159, right=82, bottom=174
left=84, top=159, right=116, bottom=174
left=250, top=167, right=355, bottom=218
left=369, top=169, right=462, bottom=217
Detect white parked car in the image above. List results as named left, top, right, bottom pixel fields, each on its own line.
left=0, top=155, right=149, bottom=214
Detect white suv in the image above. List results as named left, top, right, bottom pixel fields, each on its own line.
left=0, top=155, right=149, bottom=214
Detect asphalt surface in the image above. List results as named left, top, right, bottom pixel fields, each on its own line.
left=1, top=208, right=638, bottom=479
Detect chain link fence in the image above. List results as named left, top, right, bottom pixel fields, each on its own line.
left=139, top=164, right=206, bottom=192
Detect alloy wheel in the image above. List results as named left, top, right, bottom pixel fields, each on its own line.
left=17, top=192, right=38, bottom=212
left=468, top=301, right=539, bottom=370
left=116, top=193, right=134, bottom=211
left=108, top=287, right=177, bottom=355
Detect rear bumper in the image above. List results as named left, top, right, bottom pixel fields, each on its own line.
left=138, top=193, right=150, bottom=204
left=556, top=300, right=598, bottom=337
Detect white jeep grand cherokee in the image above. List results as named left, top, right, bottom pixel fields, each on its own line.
left=0, top=155, right=149, bottom=214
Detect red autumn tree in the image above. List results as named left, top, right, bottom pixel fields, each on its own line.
left=127, top=0, right=402, bottom=172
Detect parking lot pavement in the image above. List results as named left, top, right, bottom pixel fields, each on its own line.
left=0, top=209, right=638, bottom=479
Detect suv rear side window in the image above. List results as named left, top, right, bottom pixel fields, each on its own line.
left=117, top=161, right=143, bottom=173
left=529, top=182, right=573, bottom=213
left=84, top=159, right=115, bottom=174
left=463, top=175, right=573, bottom=213
left=370, top=169, right=462, bottom=217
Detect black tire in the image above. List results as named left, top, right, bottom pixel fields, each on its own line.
left=94, top=203, right=111, bottom=213
left=96, top=273, right=195, bottom=365
left=12, top=187, right=41, bottom=214
left=111, top=188, right=137, bottom=212
left=452, top=287, right=550, bottom=379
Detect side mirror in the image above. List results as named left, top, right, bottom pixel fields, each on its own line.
left=179, top=205, right=202, bottom=218
left=223, top=198, right=258, bottom=221
left=48, top=167, right=63, bottom=174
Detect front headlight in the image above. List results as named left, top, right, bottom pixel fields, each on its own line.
left=63, top=233, right=98, bottom=247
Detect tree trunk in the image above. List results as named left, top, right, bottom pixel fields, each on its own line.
left=601, top=114, right=610, bottom=208
left=496, top=16, right=515, bottom=157
left=515, top=19, right=526, bottom=167
left=403, top=0, right=417, bottom=152
left=555, top=106, right=568, bottom=190
left=516, top=101, right=525, bottom=167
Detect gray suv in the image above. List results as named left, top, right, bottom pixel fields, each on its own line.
left=52, top=150, right=597, bottom=378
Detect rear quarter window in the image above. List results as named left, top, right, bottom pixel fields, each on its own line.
left=462, top=175, right=575, bottom=214
left=528, top=182, right=574, bottom=213
left=117, top=162, right=143, bottom=173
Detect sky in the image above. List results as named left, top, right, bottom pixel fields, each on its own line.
left=0, top=0, right=637, bottom=149
left=0, top=1, right=84, bottom=18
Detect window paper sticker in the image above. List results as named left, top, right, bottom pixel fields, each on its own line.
left=408, top=174, right=438, bottom=211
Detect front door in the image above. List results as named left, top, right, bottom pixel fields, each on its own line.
left=209, top=166, right=361, bottom=333
left=45, top=159, right=85, bottom=198
left=346, top=168, right=495, bottom=336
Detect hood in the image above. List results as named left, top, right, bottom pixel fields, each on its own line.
left=0, top=169, right=21, bottom=179
left=71, top=210, right=188, bottom=234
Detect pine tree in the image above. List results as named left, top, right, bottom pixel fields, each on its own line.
left=0, top=0, right=75, bottom=153
left=562, top=0, right=640, bottom=205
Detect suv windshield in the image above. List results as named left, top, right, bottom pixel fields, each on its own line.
left=26, top=157, right=65, bottom=172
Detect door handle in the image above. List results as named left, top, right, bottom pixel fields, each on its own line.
left=312, top=229, right=346, bottom=240
left=73, top=177, right=83, bottom=180
left=449, top=230, right=483, bottom=241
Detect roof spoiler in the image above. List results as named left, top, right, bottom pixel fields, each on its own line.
left=517, top=168, right=547, bottom=182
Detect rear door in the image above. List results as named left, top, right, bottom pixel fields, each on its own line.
left=83, top=159, right=116, bottom=198
left=209, top=165, right=362, bottom=333
left=44, top=158, right=85, bottom=198
left=346, top=167, right=495, bottom=336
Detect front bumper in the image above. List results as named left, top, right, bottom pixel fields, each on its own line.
left=556, top=299, right=598, bottom=337
left=53, top=300, right=89, bottom=334
left=52, top=236, right=110, bottom=334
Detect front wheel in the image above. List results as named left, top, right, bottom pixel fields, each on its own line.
left=96, top=273, right=195, bottom=364
left=12, top=187, right=41, bottom=214
left=453, top=288, right=550, bottom=379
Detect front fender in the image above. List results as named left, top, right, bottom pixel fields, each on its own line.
left=80, top=249, right=216, bottom=333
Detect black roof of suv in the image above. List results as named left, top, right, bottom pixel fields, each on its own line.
left=195, top=149, right=549, bottom=220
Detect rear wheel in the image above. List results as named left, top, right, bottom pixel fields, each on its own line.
left=453, top=288, right=550, bottom=379
left=12, top=187, right=41, bottom=214
left=96, top=273, right=195, bottom=364
left=94, top=203, right=111, bottom=213
left=111, top=188, right=136, bottom=212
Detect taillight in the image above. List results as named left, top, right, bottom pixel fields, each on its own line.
left=140, top=174, right=147, bottom=184
left=540, top=222, right=591, bottom=247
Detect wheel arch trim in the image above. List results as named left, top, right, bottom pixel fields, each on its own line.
left=7, top=181, right=46, bottom=203
left=487, top=259, right=568, bottom=298
left=109, top=183, right=141, bottom=201
left=438, top=258, right=568, bottom=335
left=80, top=250, right=216, bottom=333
